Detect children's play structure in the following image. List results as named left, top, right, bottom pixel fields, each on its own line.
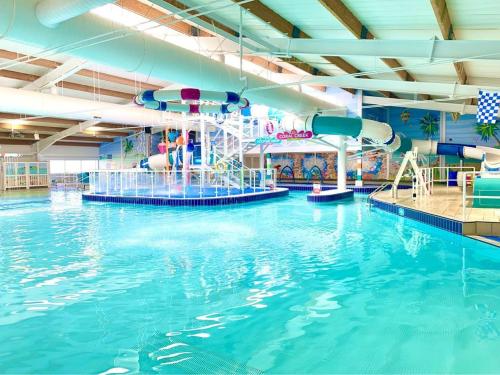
left=85, top=87, right=500, bottom=210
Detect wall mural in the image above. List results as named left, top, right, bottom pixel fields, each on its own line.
left=99, top=132, right=147, bottom=169
left=271, top=152, right=388, bottom=181
left=364, top=106, right=499, bottom=148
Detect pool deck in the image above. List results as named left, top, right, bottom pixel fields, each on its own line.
left=371, top=186, right=500, bottom=238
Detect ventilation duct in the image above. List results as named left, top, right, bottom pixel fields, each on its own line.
left=36, top=0, right=115, bottom=28
left=0, top=0, right=336, bottom=114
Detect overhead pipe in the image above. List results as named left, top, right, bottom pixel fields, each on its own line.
left=255, top=76, right=495, bottom=99
left=362, top=96, right=482, bottom=117
left=255, top=38, right=500, bottom=61
left=0, top=0, right=335, bottom=115
left=36, top=0, right=115, bottom=28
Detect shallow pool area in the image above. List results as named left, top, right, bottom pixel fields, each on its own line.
left=1, top=191, right=499, bottom=374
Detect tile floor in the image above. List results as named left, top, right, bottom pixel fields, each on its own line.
left=374, top=186, right=500, bottom=223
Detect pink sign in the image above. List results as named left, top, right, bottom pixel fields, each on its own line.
left=264, top=121, right=275, bottom=135
left=276, top=129, right=313, bottom=141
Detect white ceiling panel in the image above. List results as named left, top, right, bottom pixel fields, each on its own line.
left=447, top=0, right=500, bottom=29
left=342, top=0, right=438, bottom=30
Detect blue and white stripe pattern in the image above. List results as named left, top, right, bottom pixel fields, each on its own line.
left=477, top=90, right=500, bottom=124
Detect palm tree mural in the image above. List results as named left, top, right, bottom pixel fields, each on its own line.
left=123, top=138, right=134, bottom=156
left=475, top=123, right=500, bottom=146
left=419, top=113, right=439, bottom=139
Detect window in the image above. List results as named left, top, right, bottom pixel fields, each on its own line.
left=64, top=160, right=81, bottom=173
left=81, top=160, right=98, bottom=172
left=49, top=160, right=99, bottom=174
left=49, top=160, right=65, bottom=174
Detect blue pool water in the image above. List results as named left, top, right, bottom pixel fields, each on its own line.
left=0, top=191, right=499, bottom=374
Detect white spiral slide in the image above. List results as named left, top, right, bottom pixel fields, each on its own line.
left=283, top=114, right=500, bottom=169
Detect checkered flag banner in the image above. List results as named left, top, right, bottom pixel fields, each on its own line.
left=477, top=90, right=500, bottom=124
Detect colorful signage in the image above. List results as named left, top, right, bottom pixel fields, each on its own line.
left=255, top=136, right=282, bottom=145
left=276, top=129, right=313, bottom=141
left=264, top=121, right=275, bottom=135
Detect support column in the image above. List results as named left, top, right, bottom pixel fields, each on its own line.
left=258, top=119, right=265, bottom=169
left=239, top=117, right=244, bottom=190
left=439, top=111, right=446, bottom=180
left=200, top=118, right=206, bottom=168
left=200, top=117, right=206, bottom=188
left=338, top=136, right=347, bottom=191
left=355, top=144, right=363, bottom=187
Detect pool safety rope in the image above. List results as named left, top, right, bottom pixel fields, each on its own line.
left=135, top=88, right=249, bottom=114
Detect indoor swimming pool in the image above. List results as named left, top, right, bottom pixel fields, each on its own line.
left=0, top=191, right=499, bottom=374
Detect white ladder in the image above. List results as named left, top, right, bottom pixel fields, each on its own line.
left=392, top=148, right=429, bottom=199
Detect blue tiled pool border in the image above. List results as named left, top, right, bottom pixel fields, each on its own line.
left=369, top=198, right=463, bottom=234
left=82, top=188, right=289, bottom=206
left=307, top=189, right=354, bottom=203
left=278, top=183, right=411, bottom=194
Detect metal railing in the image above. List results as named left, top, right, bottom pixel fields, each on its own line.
left=368, top=182, right=391, bottom=207
left=51, top=173, right=89, bottom=190
left=2, top=162, right=50, bottom=190
left=87, top=168, right=277, bottom=199
left=428, top=166, right=476, bottom=190
left=415, top=166, right=475, bottom=198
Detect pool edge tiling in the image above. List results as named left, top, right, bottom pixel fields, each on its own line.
left=370, top=197, right=463, bottom=235
left=307, top=189, right=354, bottom=203
left=82, top=188, right=289, bottom=206
left=278, top=183, right=411, bottom=194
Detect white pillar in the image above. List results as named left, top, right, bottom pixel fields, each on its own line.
left=239, top=117, right=244, bottom=190
left=258, top=119, right=265, bottom=169
left=439, top=111, right=446, bottom=178
left=355, top=143, right=363, bottom=187
left=200, top=117, right=206, bottom=168
left=338, top=136, right=347, bottom=191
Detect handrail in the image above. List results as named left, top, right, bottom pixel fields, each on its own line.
left=87, top=168, right=276, bottom=198
left=368, top=182, right=391, bottom=207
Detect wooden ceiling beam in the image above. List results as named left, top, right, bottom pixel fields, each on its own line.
left=0, top=138, right=99, bottom=147
left=0, top=112, right=139, bottom=130
left=0, top=123, right=66, bottom=133
left=119, top=0, right=211, bottom=37
left=236, top=0, right=384, bottom=97
left=429, top=0, right=468, bottom=85
left=0, top=49, right=163, bottom=90
left=0, top=133, right=112, bottom=143
left=0, top=116, right=130, bottom=137
left=54, top=141, right=101, bottom=147
left=319, top=0, right=431, bottom=100
left=0, top=69, right=135, bottom=100
left=162, top=0, right=239, bottom=37
left=120, top=0, right=304, bottom=80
